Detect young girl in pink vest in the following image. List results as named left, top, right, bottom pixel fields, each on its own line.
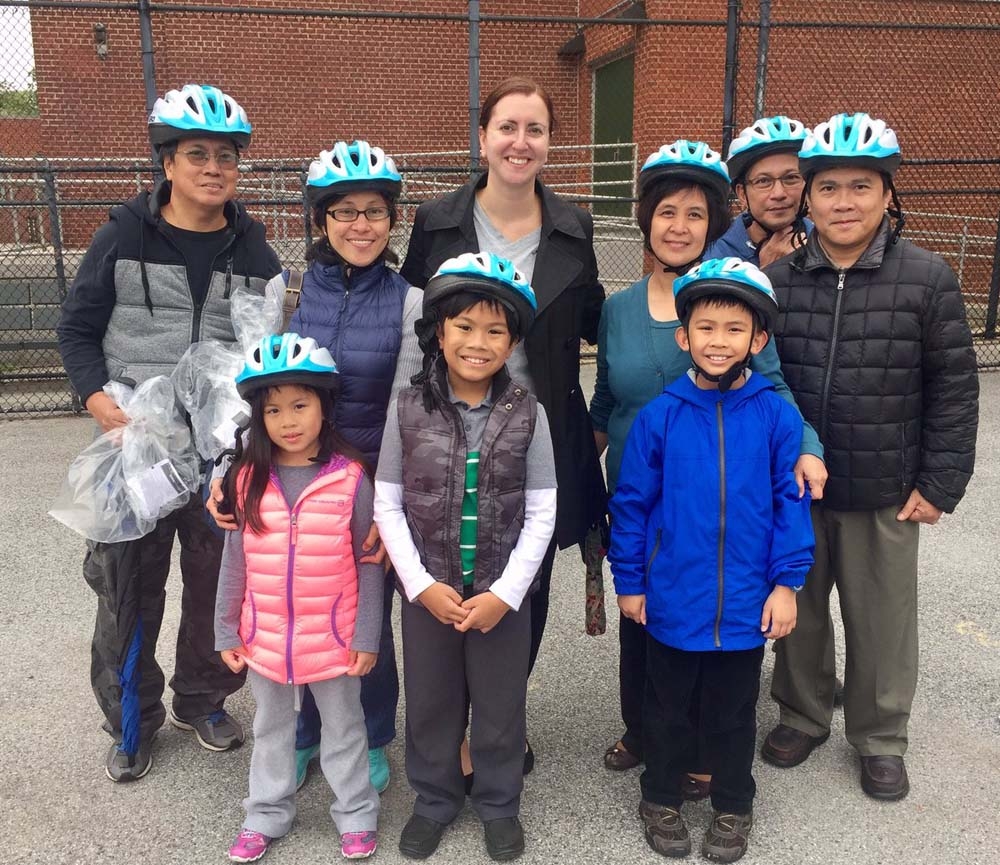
left=215, top=332, right=383, bottom=862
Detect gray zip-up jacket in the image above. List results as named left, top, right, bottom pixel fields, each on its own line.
left=57, top=183, right=281, bottom=402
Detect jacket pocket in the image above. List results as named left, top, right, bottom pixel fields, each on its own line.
left=329, top=592, right=347, bottom=648
left=241, top=592, right=258, bottom=645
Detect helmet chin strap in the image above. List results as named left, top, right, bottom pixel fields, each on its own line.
left=741, top=208, right=773, bottom=248
left=691, top=351, right=751, bottom=393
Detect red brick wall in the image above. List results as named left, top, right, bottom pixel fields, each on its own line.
left=24, top=2, right=585, bottom=160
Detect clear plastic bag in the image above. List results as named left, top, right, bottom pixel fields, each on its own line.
left=172, top=279, right=284, bottom=460
left=172, top=340, right=249, bottom=460
left=48, top=377, right=202, bottom=543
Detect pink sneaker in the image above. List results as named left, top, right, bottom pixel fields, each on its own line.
left=228, top=829, right=272, bottom=863
left=341, top=830, right=378, bottom=859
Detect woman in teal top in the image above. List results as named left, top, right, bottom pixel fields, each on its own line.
left=590, top=141, right=827, bottom=791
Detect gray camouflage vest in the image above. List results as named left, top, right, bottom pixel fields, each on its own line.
left=397, top=365, right=537, bottom=595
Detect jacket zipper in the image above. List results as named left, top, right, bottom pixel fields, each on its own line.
left=714, top=400, right=726, bottom=648
left=819, top=270, right=846, bottom=442
left=285, top=509, right=299, bottom=684
left=186, top=234, right=235, bottom=345
left=336, top=269, right=352, bottom=366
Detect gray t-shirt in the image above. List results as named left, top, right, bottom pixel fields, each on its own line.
left=473, top=200, right=540, bottom=392
left=215, top=462, right=384, bottom=655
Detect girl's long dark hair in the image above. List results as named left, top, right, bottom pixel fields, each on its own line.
left=221, top=384, right=370, bottom=534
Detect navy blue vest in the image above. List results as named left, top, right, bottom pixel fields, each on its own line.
left=290, top=262, right=408, bottom=466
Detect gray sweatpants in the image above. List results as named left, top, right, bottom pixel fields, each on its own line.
left=243, top=669, right=379, bottom=838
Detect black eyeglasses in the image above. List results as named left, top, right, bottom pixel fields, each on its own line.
left=326, top=206, right=391, bottom=223
left=180, top=148, right=239, bottom=169
left=745, top=173, right=804, bottom=192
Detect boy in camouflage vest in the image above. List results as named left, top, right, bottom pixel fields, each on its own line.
left=375, top=253, right=556, bottom=861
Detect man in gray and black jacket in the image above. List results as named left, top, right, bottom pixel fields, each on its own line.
left=57, top=84, right=280, bottom=782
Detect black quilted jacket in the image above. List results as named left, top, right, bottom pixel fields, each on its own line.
left=767, top=219, right=978, bottom=513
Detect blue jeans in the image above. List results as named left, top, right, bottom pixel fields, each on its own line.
left=296, top=570, right=398, bottom=750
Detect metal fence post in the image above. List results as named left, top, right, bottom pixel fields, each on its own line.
left=41, top=163, right=78, bottom=411
left=41, top=164, right=67, bottom=302
left=985, top=208, right=1000, bottom=340
left=300, top=168, right=312, bottom=255
left=722, top=0, right=742, bottom=154
left=468, top=0, right=481, bottom=171
left=754, top=0, right=771, bottom=118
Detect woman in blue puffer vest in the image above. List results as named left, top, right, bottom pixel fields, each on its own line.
left=211, top=140, right=422, bottom=794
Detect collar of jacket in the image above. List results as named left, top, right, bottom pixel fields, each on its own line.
left=423, top=171, right=586, bottom=241
left=668, top=368, right=774, bottom=407
left=798, top=215, right=891, bottom=273
left=311, top=259, right=385, bottom=292
left=428, top=351, right=514, bottom=406
left=135, top=178, right=247, bottom=236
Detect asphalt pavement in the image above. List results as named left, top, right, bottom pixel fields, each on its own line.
left=1, top=367, right=998, bottom=865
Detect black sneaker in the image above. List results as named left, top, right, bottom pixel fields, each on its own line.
left=483, top=817, right=525, bottom=862
left=105, top=739, right=153, bottom=782
left=169, top=708, right=244, bottom=751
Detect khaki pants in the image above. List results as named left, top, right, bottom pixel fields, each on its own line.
left=771, top=504, right=919, bottom=756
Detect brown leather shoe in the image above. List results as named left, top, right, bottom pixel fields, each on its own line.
left=761, top=724, right=830, bottom=768
left=603, top=740, right=641, bottom=771
left=860, top=755, right=909, bottom=800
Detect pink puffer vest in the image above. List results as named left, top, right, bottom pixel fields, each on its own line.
left=239, top=455, right=363, bottom=685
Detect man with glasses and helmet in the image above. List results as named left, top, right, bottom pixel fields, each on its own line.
left=57, top=84, right=281, bottom=782
left=706, top=115, right=813, bottom=269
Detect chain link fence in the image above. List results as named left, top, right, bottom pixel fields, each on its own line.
left=1, top=1, right=998, bottom=415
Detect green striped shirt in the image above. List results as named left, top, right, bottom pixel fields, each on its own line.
left=459, top=450, right=480, bottom=586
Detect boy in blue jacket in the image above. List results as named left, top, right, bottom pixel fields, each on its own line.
left=609, top=257, right=814, bottom=863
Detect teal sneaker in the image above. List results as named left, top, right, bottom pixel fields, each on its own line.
left=295, top=743, right=320, bottom=791
left=368, top=746, right=389, bottom=794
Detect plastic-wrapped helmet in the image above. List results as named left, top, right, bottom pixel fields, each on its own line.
left=423, top=251, right=538, bottom=335
left=148, top=84, right=251, bottom=152
left=726, top=115, right=809, bottom=184
left=307, top=140, right=402, bottom=206
left=799, top=112, right=901, bottom=178
left=673, top=256, right=779, bottom=334
left=638, top=140, right=731, bottom=203
left=235, top=333, right=339, bottom=398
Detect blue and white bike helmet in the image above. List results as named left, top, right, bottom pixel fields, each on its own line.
left=799, top=113, right=901, bottom=178
left=726, top=115, right=809, bottom=184
left=307, top=140, right=402, bottom=205
left=148, top=84, right=251, bottom=153
left=673, top=256, right=778, bottom=334
left=235, top=333, right=339, bottom=398
left=638, top=140, right=731, bottom=202
left=423, top=251, right=538, bottom=335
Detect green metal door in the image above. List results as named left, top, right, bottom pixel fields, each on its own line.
left=593, top=54, right=634, bottom=218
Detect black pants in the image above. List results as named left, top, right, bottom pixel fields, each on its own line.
left=83, top=493, right=245, bottom=748
left=401, top=596, right=531, bottom=824
left=618, top=613, right=648, bottom=757
left=641, top=637, right=764, bottom=815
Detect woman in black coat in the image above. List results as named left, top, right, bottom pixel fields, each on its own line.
left=401, top=76, right=607, bottom=773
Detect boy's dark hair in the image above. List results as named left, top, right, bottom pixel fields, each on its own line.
left=412, top=290, right=521, bottom=413
left=681, top=292, right=767, bottom=335
left=636, top=176, right=732, bottom=254
left=221, top=384, right=370, bottom=534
